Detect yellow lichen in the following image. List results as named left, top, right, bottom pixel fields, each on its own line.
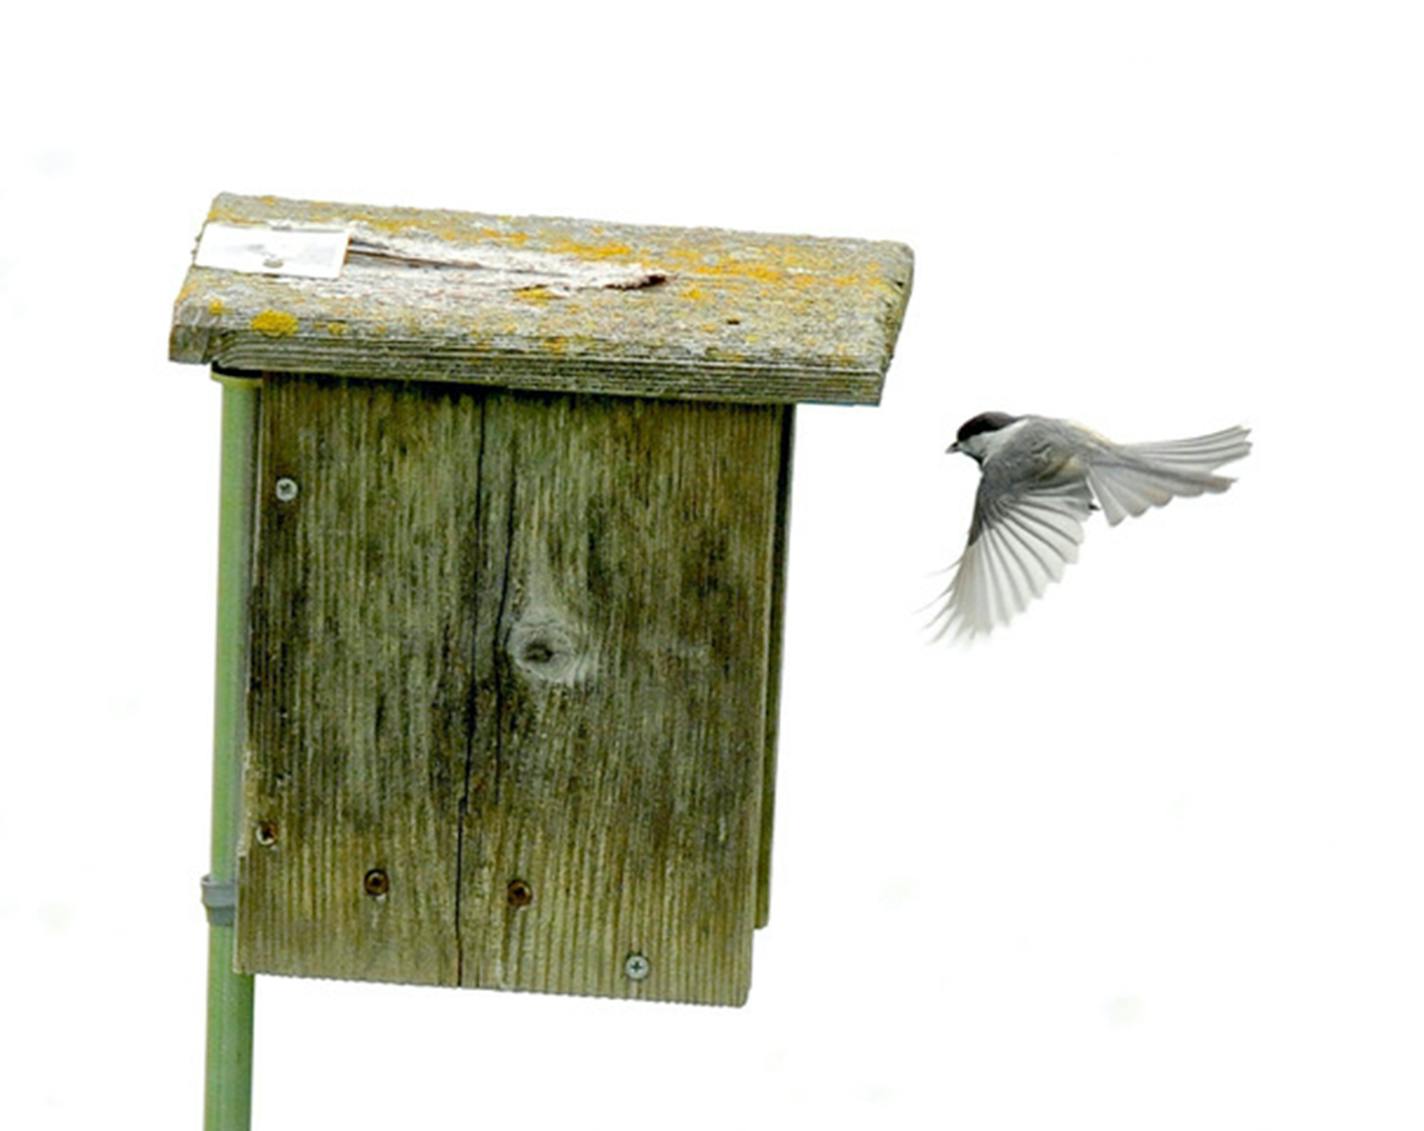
left=326, top=322, right=346, bottom=337
left=789, top=269, right=876, bottom=290
left=695, top=260, right=784, bottom=284
left=250, top=309, right=298, bottom=337
left=683, top=286, right=707, bottom=302
left=359, top=214, right=418, bottom=236
left=208, top=298, right=225, bottom=316
left=515, top=287, right=556, bottom=304
left=544, top=236, right=635, bottom=262
left=477, top=226, right=529, bottom=248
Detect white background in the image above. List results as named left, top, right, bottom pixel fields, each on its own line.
left=4, top=3, right=1421, bottom=1128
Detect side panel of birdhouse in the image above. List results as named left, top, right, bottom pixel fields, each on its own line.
left=461, top=391, right=784, bottom=1005
left=757, top=408, right=795, bottom=930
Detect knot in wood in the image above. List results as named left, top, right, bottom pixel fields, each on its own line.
left=508, top=619, right=586, bottom=685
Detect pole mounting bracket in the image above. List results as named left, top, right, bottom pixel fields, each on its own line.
left=201, top=874, right=237, bottom=927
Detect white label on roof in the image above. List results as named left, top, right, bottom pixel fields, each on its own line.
left=195, top=222, right=350, bottom=279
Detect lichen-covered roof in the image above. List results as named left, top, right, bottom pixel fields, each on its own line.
left=169, top=193, right=913, bottom=405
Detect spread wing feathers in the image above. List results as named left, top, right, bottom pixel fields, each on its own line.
left=1086, top=426, right=1252, bottom=526
left=930, top=478, right=1094, bottom=639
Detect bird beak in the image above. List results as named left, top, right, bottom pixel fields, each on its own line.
left=946, top=441, right=960, bottom=454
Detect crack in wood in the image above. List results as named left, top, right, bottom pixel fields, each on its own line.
left=491, top=449, right=519, bottom=812
left=452, top=398, right=490, bottom=986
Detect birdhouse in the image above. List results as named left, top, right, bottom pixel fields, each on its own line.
left=171, top=193, right=913, bottom=1009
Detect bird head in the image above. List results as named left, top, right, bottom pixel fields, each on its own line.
left=948, top=412, right=1019, bottom=462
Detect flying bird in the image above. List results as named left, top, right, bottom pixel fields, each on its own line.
left=932, top=413, right=1251, bottom=639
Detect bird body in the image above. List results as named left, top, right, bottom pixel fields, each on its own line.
left=934, top=413, right=1251, bottom=638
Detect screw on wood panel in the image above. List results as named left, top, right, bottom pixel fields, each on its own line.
left=254, top=820, right=278, bottom=847
left=623, top=953, right=651, bottom=981
left=363, top=869, right=390, bottom=898
left=506, top=879, right=533, bottom=908
left=263, top=255, right=285, bottom=269
left=274, top=476, right=300, bottom=502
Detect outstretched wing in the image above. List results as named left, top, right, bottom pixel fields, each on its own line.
left=1084, top=425, right=1252, bottom=525
left=931, top=474, right=1095, bottom=640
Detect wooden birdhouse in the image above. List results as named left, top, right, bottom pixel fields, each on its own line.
left=171, top=193, right=912, bottom=1011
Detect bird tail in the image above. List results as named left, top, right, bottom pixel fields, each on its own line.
left=1085, top=426, right=1252, bottom=526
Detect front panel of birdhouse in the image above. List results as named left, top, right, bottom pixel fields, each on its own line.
left=235, top=374, right=791, bottom=1005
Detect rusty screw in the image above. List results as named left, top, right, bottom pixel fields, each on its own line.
left=506, top=879, right=533, bottom=908
left=363, top=868, right=390, bottom=898
left=254, top=820, right=278, bottom=847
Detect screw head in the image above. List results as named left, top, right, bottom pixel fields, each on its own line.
left=506, top=879, right=533, bottom=908
left=623, top=952, right=650, bottom=981
left=274, top=476, right=299, bottom=502
left=363, top=868, right=390, bottom=898
left=254, top=820, right=278, bottom=847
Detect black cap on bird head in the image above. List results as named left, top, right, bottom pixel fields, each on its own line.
left=948, top=412, right=1019, bottom=455
left=956, top=412, right=1019, bottom=443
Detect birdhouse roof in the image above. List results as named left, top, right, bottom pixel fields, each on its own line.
left=169, top=194, right=913, bottom=405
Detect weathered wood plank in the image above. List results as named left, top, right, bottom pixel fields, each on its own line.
left=756, top=407, right=796, bottom=929
left=169, top=194, right=913, bottom=406
left=238, top=375, right=783, bottom=1003
left=463, top=392, right=783, bottom=1005
left=238, top=375, right=483, bottom=984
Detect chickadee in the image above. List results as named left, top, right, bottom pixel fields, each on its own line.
left=933, top=413, right=1251, bottom=638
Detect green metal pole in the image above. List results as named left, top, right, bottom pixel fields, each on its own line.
left=203, top=372, right=260, bottom=1131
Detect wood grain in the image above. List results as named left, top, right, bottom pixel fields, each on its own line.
left=238, top=375, right=787, bottom=1004
left=463, top=391, right=784, bottom=1005
left=239, top=374, right=483, bottom=984
left=170, top=194, right=914, bottom=406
